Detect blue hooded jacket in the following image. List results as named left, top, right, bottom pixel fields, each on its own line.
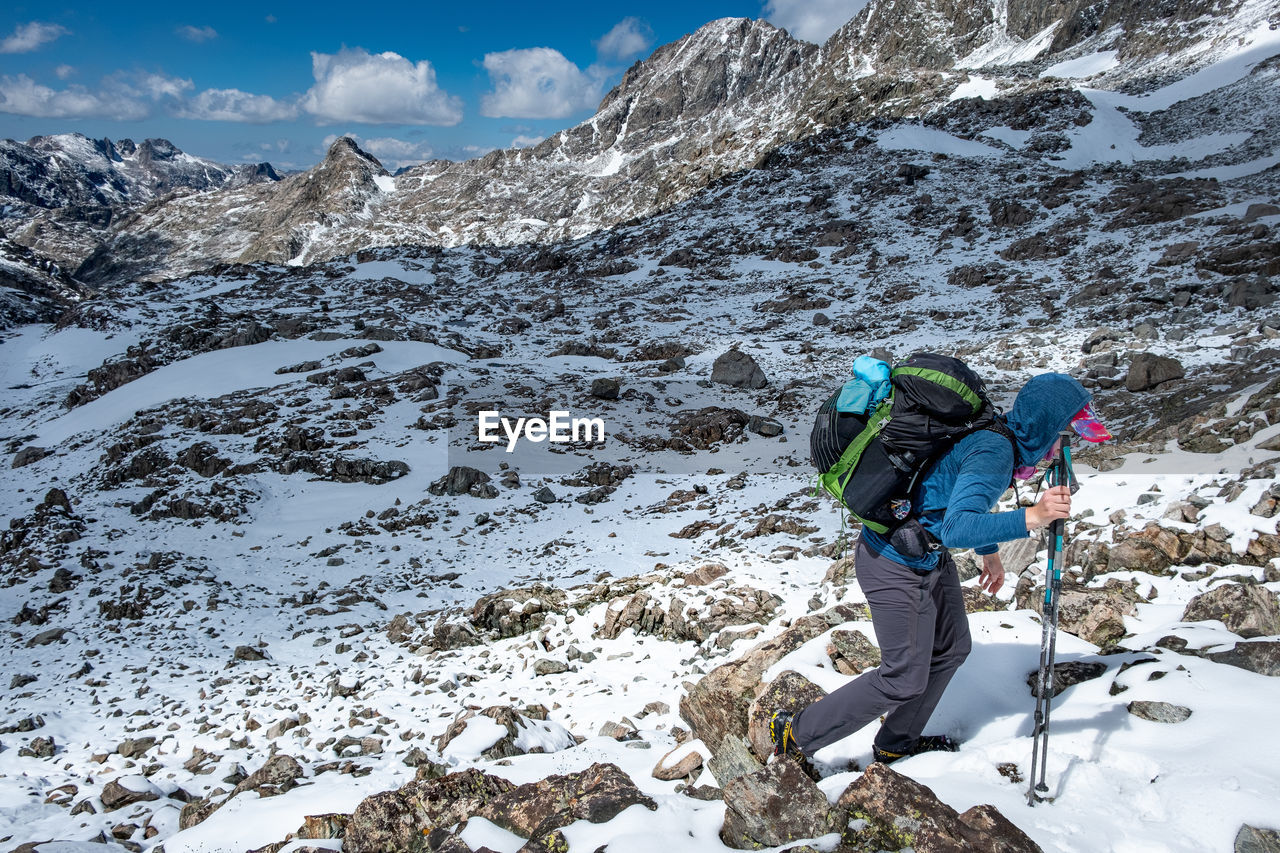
left=862, top=373, right=1091, bottom=570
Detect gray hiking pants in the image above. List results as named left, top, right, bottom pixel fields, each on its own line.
left=791, top=538, right=972, bottom=755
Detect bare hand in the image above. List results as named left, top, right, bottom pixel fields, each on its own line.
left=979, top=553, right=1005, bottom=594
left=1026, top=485, right=1072, bottom=531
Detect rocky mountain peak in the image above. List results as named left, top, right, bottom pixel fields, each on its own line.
left=598, top=17, right=815, bottom=127
left=229, top=136, right=391, bottom=266
left=321, top=135, right=386, bottom=174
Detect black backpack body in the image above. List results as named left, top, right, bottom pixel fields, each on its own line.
left=811, top=353, right=1008, bottom=536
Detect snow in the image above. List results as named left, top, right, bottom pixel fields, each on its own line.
left=1169, top=152, right=1280, bottom=181
left=458, top=817, right=526, bottom=852
left=1106, top=21, right=1280, bottom=112
left=1051, top=91, right=1249, bottom=170
left=877, top=126, right=1005, bottom=158
left=958, top=21, right=1059, bottom=69
left=1041, top=51, right=1120, bottom=80
left=32, top=338, right=466, bottom=445
left=949, top=75, right=999, bottom=101
left=4, top=20, right=1280, bottom=853
left=441, top=716, right=507, bottom=760
left=373, top=174, right=396, bottom=194
left=981, top=126, right=1033, bottom=149
left=166, top=774, right=380, bottom=853
left=512, top=717, right=576, bottom=754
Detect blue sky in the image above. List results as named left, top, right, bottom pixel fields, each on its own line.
left=0, top=0, right=867, bottom=171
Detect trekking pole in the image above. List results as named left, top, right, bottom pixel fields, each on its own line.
left=1028, top=430, right=1076, bottom=806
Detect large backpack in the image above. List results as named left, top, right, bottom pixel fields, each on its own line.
left=810, top=353, right=1010, bottom=536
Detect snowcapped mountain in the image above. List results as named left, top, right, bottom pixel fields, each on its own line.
left=0, top=133, right=280, bottom=271
left=58, top=0, right=1280, bottom=285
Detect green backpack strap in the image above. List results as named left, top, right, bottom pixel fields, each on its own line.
left=816, top=399, right=894, bottom=534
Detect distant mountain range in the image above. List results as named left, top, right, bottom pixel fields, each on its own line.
left=2, top=0, right=1277, bottom=295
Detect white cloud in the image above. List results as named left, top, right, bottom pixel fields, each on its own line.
left=511, top=134, right=544, bottom=148
left=302, top=48, right=463, bottom=125
left=0, top=21, right=69, bottom=54
left=176, top=25, right=218, bottom=43
left=481, top=47, right=605, bottom=119
left=177, top=88, right=300, bottom=122
left=0, top=71, right=191, bottom=120
left=763, top=0, right=870, bottom=44
left=54, top=64, right=75, bottom=80
left=134, top=72, right=194, bottom=100
left=595, top=17, right=653, bottom=62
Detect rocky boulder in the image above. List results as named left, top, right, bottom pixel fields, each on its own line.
left=427, top=465, right=495, bottom=497
left=1127, top=700, right=1192, bottom=723
left=836, top=762, right=1042, bottom=852
left=720, top=759, right=844, bottom=849
left=1018, top=578, right=1142, bottom=648
left=479, top=762, right=656, bottom=850
left=1125, top=353, right=1185, bottom=392
left=344, top=768, right=516, bottom=853
left=745, top=670, right=826, bottom=763
left=1236, top=824, right=1280, bottom=853
left=100, top=776, right=161, bottom=811
left=1205, top=640, right=1280, bottom=676
left=679, top=605, right=862, bottom=751
left=711, top=349, right=768, bottom=389
left=827, top=629, right=881, bottom=675
left=1026, top=660, right=1107, bottom=699
left=1182, top=583, right=1280, bottom=638
left=470, top=584, right=568, bottom=639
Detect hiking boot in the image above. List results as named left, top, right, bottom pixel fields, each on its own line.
left=873, top=735, right=960, bottom=765
left=911, top=734, right=960, bottom=755
left=871, top=745, right=907, bottom=765
left=769, top=710, right=804, bottom=760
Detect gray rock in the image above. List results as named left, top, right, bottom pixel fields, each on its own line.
left=1027, top=660, right=1107, bottom=699
left=590, top=377, right=621, bottom=399
left=534, top=659, right=570, bottom=676
left=711, top=349, right=768, bottom=389
left=101, top=777, right=159, bottom=811
left=720, top=759, right=844, bottom=849
left=11, top=446, right=49, bottom=468
left=117, top=737, right=157, bottom=759
left=1206, top=640, right=1280, bottom=676
left=837, top=762, right=1041, bottom=852
left=1183, top=583, right=1280, bottom=638
left=428, top=465, right=493, bottom=497
left=1127, top=700, right=1192, bottom=723
left=533, top=486, right=557, bottom=503
left=827, top=630, right=882, bottom=676
left=746, top=415, right=783, bottom=437
left=18, top=736, right=55, bottom=758
left=1125, top=353, right=1185, bottom=392
left=652, top=743, right=704, bottom=782
left=25, top=628, right=65, bottom=647
left=233, top=645, right=267, bottom=661
left=707, top=734, right=764, bottom=787
left=1236, top=824, right=1280, bottom=853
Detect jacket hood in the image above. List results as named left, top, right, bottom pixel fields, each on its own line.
left=1006, top=373, right=1091, bottom=467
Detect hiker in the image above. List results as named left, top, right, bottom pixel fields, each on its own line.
left=773, top=372, right=1111, bottom=765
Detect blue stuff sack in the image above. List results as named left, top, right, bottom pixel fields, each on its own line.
left=836, top=356, right=891, bottom=414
